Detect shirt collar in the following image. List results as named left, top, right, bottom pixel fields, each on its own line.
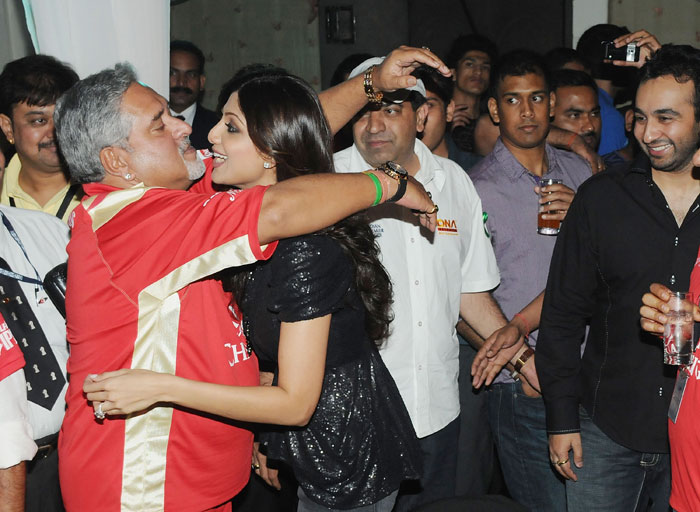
left=491, top=138, right=562, bottom=182
left=169, top=102, right=197, bottom=126
left=83, top=181, right=147, bottom=197
left=347, top=138, right=446, bottom=191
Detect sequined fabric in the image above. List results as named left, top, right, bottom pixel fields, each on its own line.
left=241, top=234, right=422, bottom=509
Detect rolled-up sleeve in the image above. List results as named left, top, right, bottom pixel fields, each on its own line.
left=0, top=370, right=37, bottom=468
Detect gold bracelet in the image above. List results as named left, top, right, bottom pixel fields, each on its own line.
left=363, top=65, right=383, bottom=104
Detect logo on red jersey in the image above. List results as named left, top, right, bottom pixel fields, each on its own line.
left=0, top=319, right=18, bottom=353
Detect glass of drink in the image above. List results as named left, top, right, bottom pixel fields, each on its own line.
left=537, top=178, right=563, bottom=235
left=663, top=291, right=696, bottom=366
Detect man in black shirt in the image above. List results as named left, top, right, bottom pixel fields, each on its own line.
left=537, top=44, right=700, bottom=511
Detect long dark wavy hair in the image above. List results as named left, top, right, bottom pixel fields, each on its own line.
left=224, top=71, right=393, bottom=342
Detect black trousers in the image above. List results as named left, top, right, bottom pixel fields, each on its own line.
left=26, top=448, right=65, bottom=512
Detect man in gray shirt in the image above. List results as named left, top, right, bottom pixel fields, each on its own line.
left=468, top=50, right=591, bottom=511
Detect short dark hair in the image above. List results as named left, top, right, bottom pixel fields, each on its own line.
left=576, top=24, right=629, bottom=79
left=0, top=55, right=78, bottom=116
left=170, top=40, right=205, bottom=74
left=639, top=44, right=700, bottom=121
left=550, top=69, right=598, bottom=96
left=447, top=34, right=498, bottom=69
left=413, top=65, right=453, bottom=107
left=488, top=50, right=549, bottom=100
left=544, top=47, right=590, bottom=74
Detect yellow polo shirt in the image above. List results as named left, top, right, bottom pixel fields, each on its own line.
left=0, top=155, right=81, bottom=223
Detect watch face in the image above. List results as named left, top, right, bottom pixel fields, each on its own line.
left=385, top=161, right=408, bottom=176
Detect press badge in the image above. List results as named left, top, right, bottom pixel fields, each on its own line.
left=668, top=370, right=689, bottom=423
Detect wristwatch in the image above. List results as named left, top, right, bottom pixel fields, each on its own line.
left=377, top=161, right=408, bottom=202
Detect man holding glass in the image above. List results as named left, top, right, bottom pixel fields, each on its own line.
left=536, top=42, right=700, bottom=511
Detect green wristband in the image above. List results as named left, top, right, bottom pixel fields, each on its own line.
left=363, top=171, right=383, bottom=206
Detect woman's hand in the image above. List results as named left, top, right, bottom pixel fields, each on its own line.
left=399, top=176, right=438, bottom=232
left=83, top=369, right=168, bottom=417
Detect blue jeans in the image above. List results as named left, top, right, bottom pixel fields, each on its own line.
left=566, top=407, right=670, bottom=512
left=487, top=381, right=566, bottom=511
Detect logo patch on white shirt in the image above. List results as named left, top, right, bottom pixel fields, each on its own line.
left=437, top=218, right=458, bottom=235
left=370, top=223, right=384, bottom=238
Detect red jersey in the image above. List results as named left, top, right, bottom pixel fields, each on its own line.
left=59, top=173, right=275, bottom=511
left=669, top=250, right=700, bottom=512
left=0, top=313, right=24, bottom=380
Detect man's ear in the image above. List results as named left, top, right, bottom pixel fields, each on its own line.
left=99, top=146, right=130, bottom=179
left=415, top=103, right=429, bottom=133
left=0, top=114, right=14, bottom=144
left=487, top=97, right=500, bottom=124
left=549, top=91, right=556, bottom=118
left=446, top=99, right=455, bottom=123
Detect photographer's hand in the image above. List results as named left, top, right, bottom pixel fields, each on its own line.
left=611, top=29, right=661, bottom=68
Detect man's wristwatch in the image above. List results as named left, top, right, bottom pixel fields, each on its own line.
left=377, top=161, right=408, bottom=202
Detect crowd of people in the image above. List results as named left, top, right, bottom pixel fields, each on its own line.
left=1, top=20, right=700, bottom=512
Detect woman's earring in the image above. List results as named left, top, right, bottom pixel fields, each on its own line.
left=125, top=173, right=133, bottom=180
left=263, top=162, right=272, bottom=169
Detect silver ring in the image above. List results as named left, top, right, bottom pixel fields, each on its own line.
left=94, top=402, right=106, bottom=420
left=421, top=46, right=431, bottom=52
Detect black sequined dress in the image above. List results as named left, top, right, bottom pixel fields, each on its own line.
left=240, top=234, right=422, bottom=509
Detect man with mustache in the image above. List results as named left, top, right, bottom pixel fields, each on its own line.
left=550, top=69, right=602, bottom=154
left=54, top=46, right=444, bottom=511
left=0, top=55, right=80, bottom=222
left=169, top=40, right=220, bottom=150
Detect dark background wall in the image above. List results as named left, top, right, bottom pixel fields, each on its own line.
left=319, top=0, right=572, bottom=88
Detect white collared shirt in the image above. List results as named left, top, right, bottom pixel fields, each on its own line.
left=0, top=206, right=69, bottom=468
left=334, top=139, right=500, bottom=437
left=169, top=102, right=197, bottom=126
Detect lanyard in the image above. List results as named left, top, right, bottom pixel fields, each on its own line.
left=0, top=212, right=48, bottom=304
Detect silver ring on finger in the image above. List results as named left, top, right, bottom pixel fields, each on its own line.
left=94, top=402, right=106, bottom=420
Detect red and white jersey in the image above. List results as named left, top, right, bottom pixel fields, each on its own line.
left=0, top=313, right=24, bottom=381
left=59, top=169, right=276, bottom=511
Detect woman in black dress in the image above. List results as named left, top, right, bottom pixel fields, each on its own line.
left=84, top=70, right=421, bottom=511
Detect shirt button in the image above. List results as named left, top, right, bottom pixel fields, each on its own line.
left=410, top=237, right=415, bottom=243
left=418, top=321, right=423, bottom=327
left=675, top=236, right=679, bottom=247
left=415, top=280, right=419, bottom=285
left=418, top=364, right=423, bottom=371
left=670, top=275, right=676, bottom=285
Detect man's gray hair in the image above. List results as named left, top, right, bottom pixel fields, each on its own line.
left=54, top=63, right=137, bottom=184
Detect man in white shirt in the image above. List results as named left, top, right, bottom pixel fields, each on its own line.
left=334, top=58, right=505, bottom=511
left=0, top=204, right=69, bottom=511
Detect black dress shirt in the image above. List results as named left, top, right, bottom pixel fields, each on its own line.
left=538, top=154, right=700, bottom=453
